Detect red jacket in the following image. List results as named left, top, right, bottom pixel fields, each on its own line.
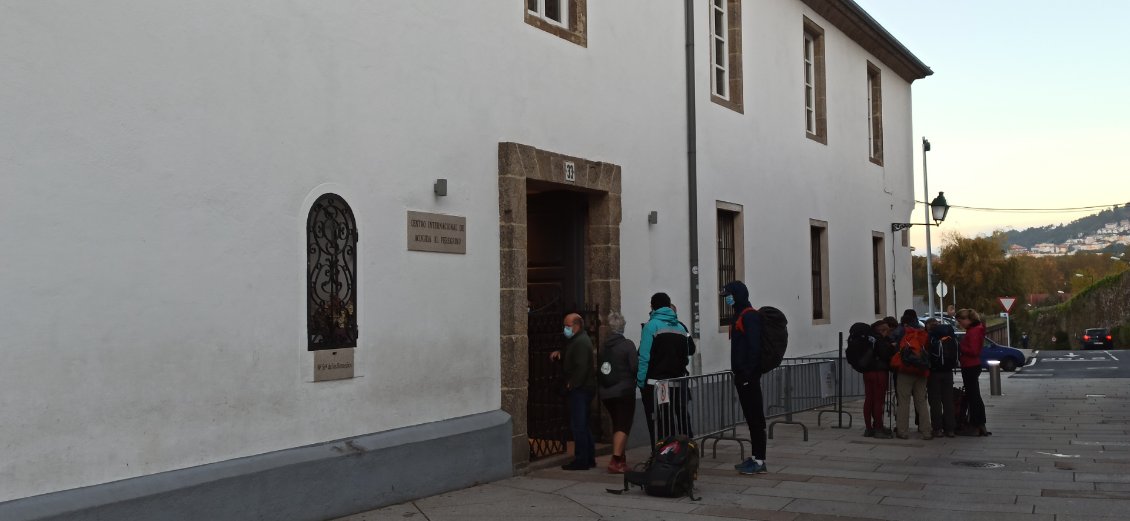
left=959, top=321, right=985, bottom=368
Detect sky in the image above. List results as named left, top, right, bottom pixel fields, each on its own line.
left=853, top=0, right=1130, bottom=252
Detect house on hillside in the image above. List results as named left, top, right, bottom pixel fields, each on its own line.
left=0, top=1, right=930, bottom=519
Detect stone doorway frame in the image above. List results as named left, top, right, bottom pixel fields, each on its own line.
left=498, top=142, right=621, bottom=471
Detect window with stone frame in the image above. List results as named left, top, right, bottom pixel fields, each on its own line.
left=710, top=0, right=743, bottom=113
left=810, top=220, right=830, bottom=323
left=872, top=232, right=887, bottom=316
left=525, top=0, right=587, bottom=47
left=867, top=62, right=884, bottom=165
left=717, top=205, right=744, bottom=327
left=307, top=193, right=358, bottom=351
left=803, top=17, right=827, bottom=144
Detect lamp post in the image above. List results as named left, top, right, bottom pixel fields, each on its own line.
left=892, top=138, right=949, bottom=316
left=1075, top=272, right=1094, bottom=287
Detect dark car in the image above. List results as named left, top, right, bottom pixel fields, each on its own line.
left=1082, top=328, right=1114, bottom=350
left=980, top=339, right=1026, bottom=372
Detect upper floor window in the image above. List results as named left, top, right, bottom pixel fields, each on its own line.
left=867, top=62, right=884, bottom=165
left=803, top=17, right=827, bottom=144
left=710, top=0, right=743, bottom=113
left=525, top=0, right=588, bottom=47
left=307, top=193, right=358, bottom=351
left=528, top=0, right=567, bottom=28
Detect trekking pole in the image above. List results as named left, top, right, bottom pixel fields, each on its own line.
left=837, top=332, right=844, bottom=428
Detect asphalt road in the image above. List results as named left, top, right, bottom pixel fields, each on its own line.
left=1012, top=349, right=1130, bottom=379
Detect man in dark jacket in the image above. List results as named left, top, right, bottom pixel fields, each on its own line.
left=721, top=281, right=767, bottom=475
left=552, top=313, right=597, bottom=470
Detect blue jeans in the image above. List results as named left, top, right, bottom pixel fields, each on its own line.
left=567, top=388, right=595, bottom=465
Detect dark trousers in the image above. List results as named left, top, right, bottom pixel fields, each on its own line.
left=735, top=377, right=767, bottom=461
left=641, top=385, right=692, bottom=449
left=567, top=388, right=595, bottom=466
left=862, top=370, right=889, bottom=429
left=961, top=366, right=987, bottom=427
left=927, top=369, right=955, bottom=434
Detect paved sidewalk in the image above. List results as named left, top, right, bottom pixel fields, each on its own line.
left=335, top=375, right=1130, bottom=520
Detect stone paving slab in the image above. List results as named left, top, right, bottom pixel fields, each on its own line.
left=335, top=376, right=1130, bottom=521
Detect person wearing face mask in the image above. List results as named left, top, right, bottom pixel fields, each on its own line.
left=549, top=313, right=597, bottom=470
left=636, top=292, right=694, bottom=448
left=721, top=281, right=768, bottom=475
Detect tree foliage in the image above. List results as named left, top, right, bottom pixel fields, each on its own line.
left=932, top=232, right=1026, bottom=313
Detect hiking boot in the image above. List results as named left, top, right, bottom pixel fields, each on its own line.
left=863, top=428, right=875, bottom=437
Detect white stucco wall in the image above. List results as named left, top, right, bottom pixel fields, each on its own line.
left=692, top=1, right=918, bottom=372
left=0, top=0, right=920, bottom=502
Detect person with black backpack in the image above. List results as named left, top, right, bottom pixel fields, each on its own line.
left=925, top=319, right=958, bottom=437
left=636, top=293, right=695, bottom=448
left=598, top=311, right=639, bottom=474
left=845, top=320, right=895, bottom=439
left=721, top=281, right=769, bottom=475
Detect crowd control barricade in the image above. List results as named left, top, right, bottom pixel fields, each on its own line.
left=650, top=371, right=753, bottom=460
left=652, top=336, right=861, bottom=454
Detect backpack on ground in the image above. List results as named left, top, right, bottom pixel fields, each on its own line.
left=891, top=328, right=930, bottom=376
left=845, top=322, right=877, bottom=373
left=953, top=386, right=970, bottom=430
left=611, top=435, right=700, bottom=500
left=734, top=306, right=789, bottom=374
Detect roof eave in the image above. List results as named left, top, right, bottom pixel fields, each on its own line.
left=801, top=0, right=933, bottom=83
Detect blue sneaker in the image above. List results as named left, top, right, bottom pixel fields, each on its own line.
left=738, top=459, right=767, bottom=475
left=734, top=457, right=753, bottom=470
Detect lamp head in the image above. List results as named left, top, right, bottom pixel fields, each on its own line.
left=929, top=192, right=949, bottom=224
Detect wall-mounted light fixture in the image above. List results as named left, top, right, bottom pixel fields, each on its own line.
left=648, top=211, right=658, bottom=225
left=434, top=179, right=448, bottom=197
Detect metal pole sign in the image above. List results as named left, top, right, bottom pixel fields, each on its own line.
left=998, top=297, right=1016, bottom=348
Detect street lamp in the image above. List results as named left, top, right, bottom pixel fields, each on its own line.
left=890, top=137, right=950, bottom=316
left=1074, top=272, right=1094, bottom=286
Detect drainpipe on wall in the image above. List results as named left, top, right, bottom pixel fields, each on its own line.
left=684, top=0, right=702, bottom=375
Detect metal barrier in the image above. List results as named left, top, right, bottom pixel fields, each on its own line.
left=650, top=371, right=752, bottom=460
left=651, top=334, right=863, bottom=456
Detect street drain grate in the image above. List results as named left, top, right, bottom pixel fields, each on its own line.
left=952, top=461, right=1005, bottom=469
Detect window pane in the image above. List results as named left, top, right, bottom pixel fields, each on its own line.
left=811, top=227, right=823, bottom=320
left=545, top=0, right=561, bottom=22
left=528, top=0, right=538, bottom=12
left=715, top=68, right=726, bottom=97
left=718, top=211, right=737, bottom=326
left=714, top=10, right=725, bottom=36
left=715, top=39, right=725, bottom=67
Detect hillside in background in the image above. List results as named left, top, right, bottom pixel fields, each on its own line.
left=1003, top=204, right=1130, bottom=248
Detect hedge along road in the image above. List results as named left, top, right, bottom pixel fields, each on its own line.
left=1012, top=350, right=1130, bottom=379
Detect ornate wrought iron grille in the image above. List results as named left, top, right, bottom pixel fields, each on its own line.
left=307, top=194, right=358, bottom=351
left=527, top=307, right=601, bottom=461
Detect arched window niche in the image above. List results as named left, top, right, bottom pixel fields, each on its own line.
left=306, top=193, right=358, bottom=353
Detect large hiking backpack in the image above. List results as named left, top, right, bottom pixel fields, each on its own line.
left=615, top=435, right=700, bottom=500
left=891, top=328, right=930, bottom=376
left=845, top=322, right=877, bottom=373
left=928, top=330, right=960, bottom=371
left=734, top=307, right=789, bottom=374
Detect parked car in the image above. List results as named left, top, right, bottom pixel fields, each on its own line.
left=980, top=339, right=1026, bottom=372
left=1081, top=328, right=1114, bottom=350
left=952, top=331, right=1028, bottom=372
